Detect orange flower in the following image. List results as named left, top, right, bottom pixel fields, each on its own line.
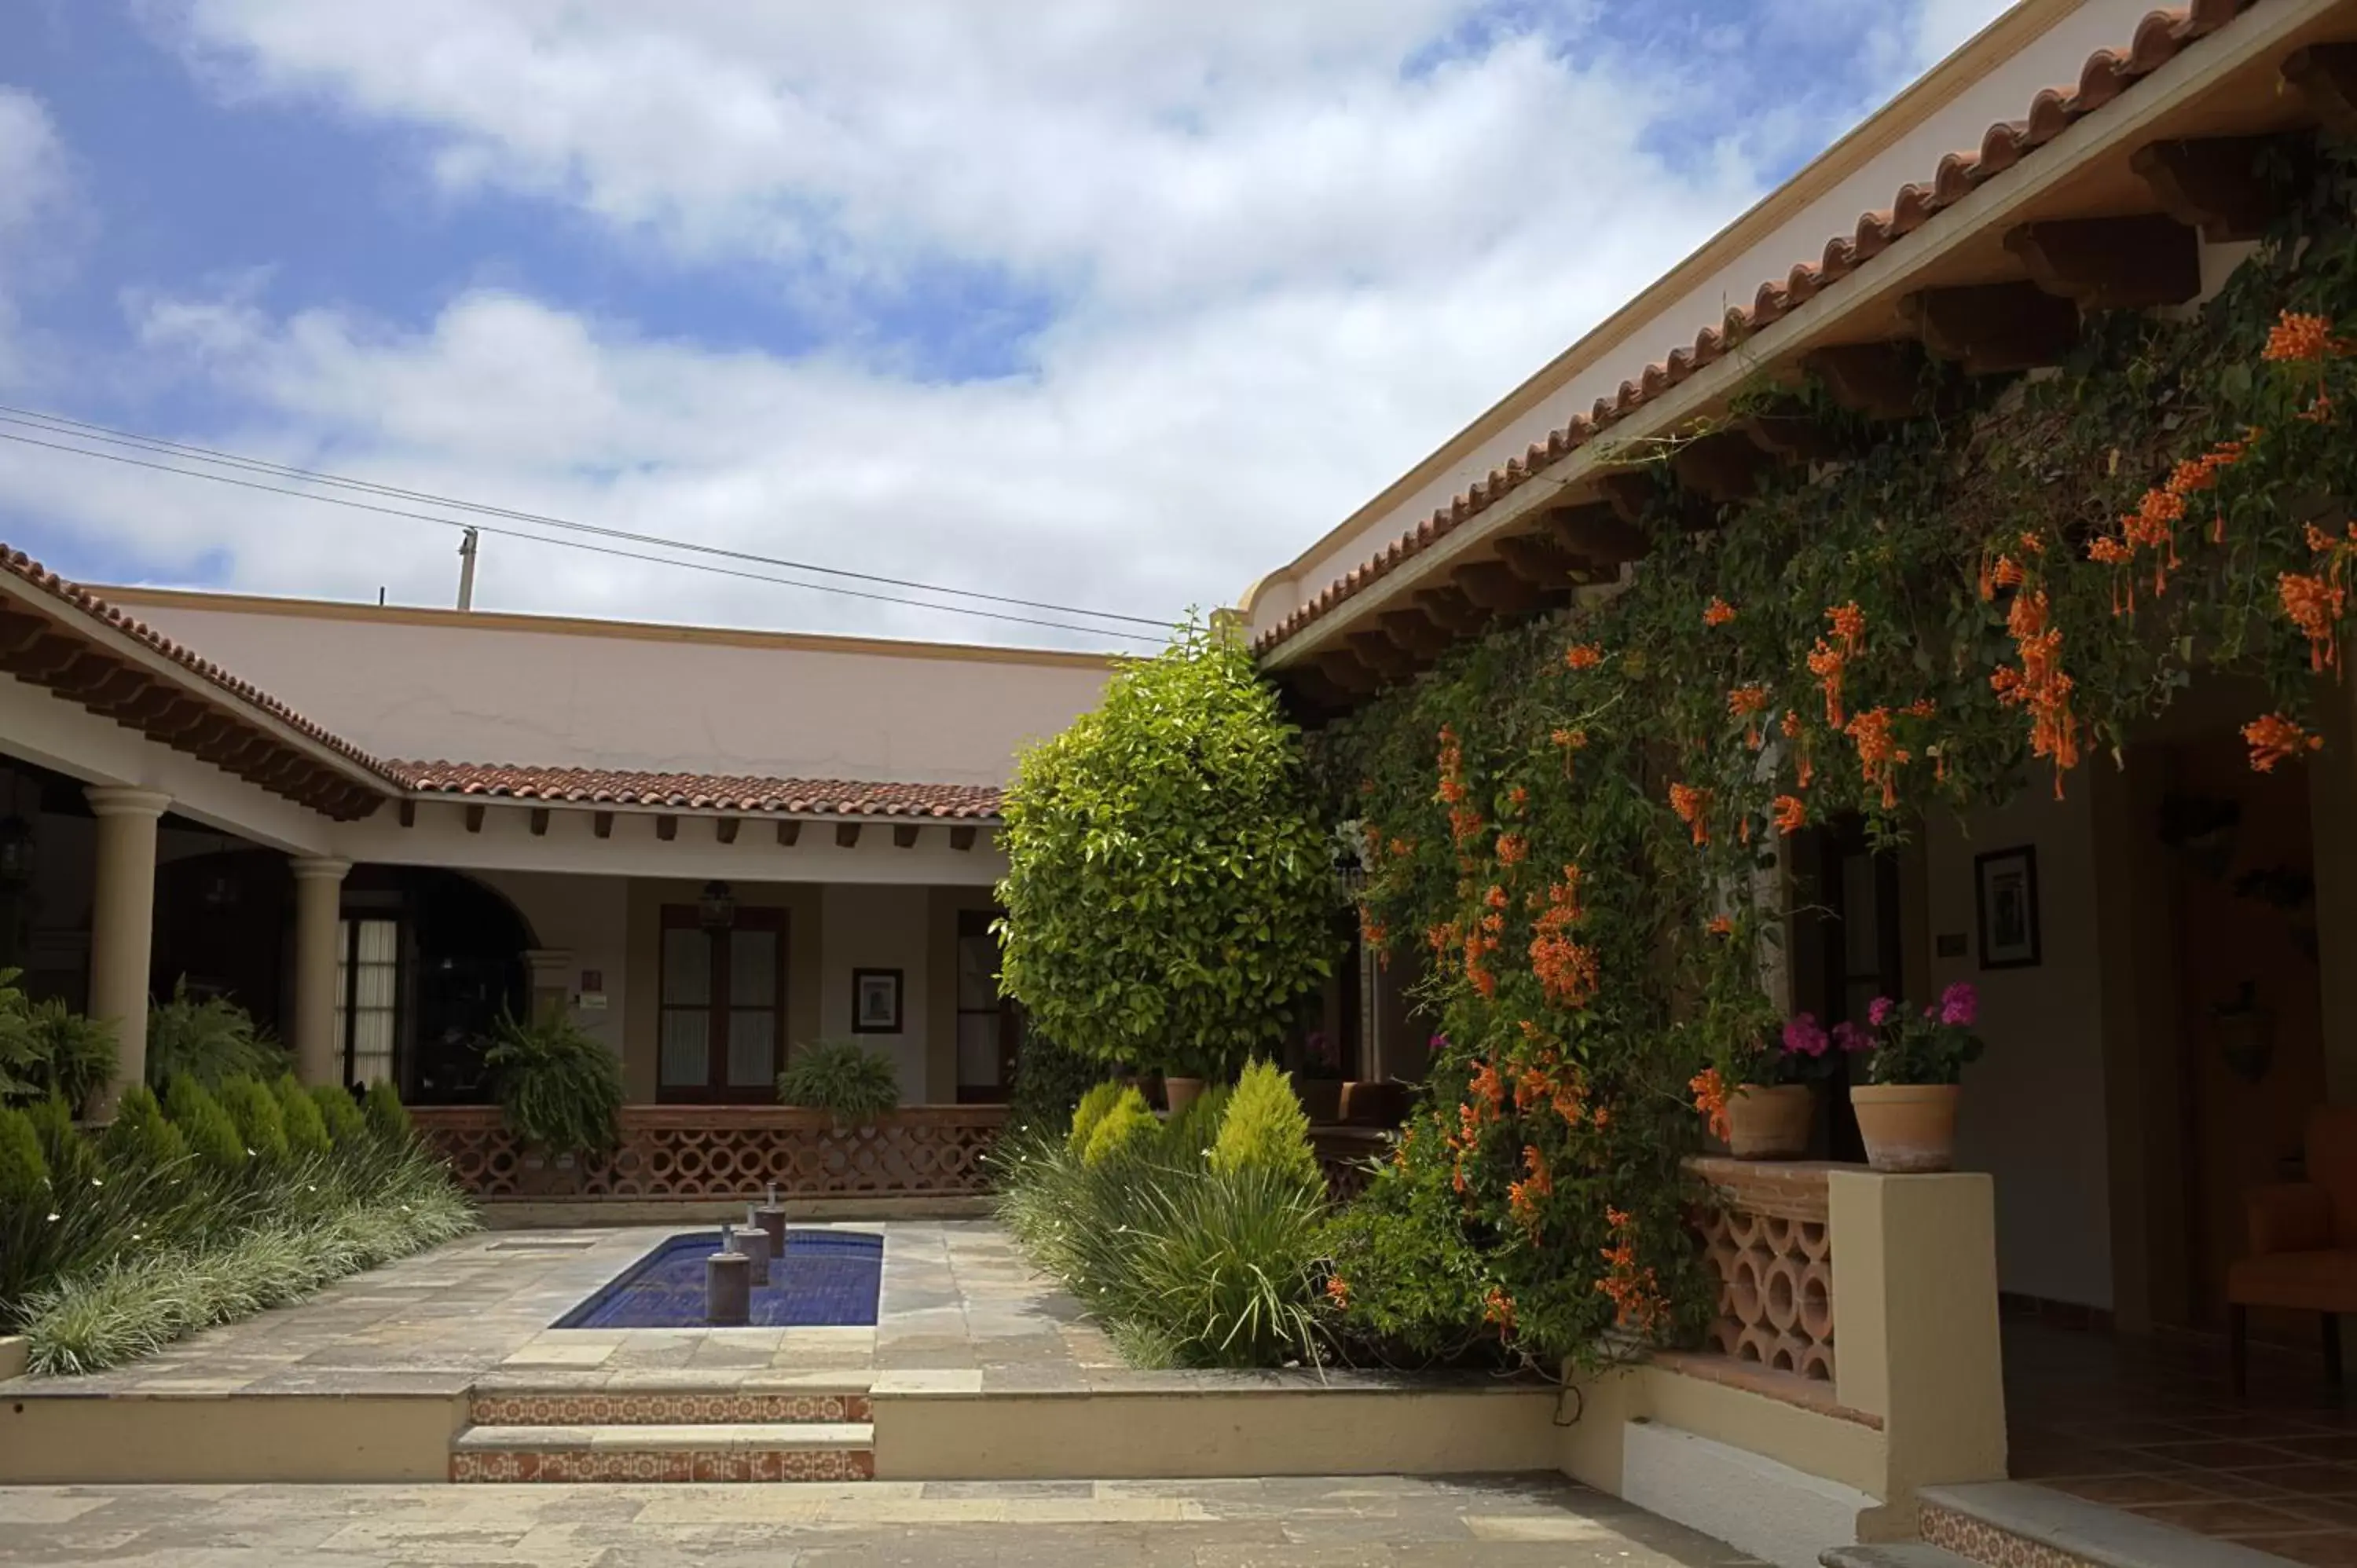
left=1706, top=914, right=1734, bottom=937
left=1597, top=1207, right=1666, bottom=1335
left=1703, top=596, right=1736, bottom=628
left=1667, top=781, right=1710, bottom=845
left=1825, top=601, right=1865, bottom=657
left=1806, top=639, right=1846, bottom=729
left=2244, top=713, right=2322, bottom=773
left=1992, top=588, right=2079, bottom=797
left=1771, top=794, right=1806, bottom=833
left=2264, top=310, right=2343, bottom=364
left=1728, top=684, right=1771, bottom=748
left=1494, top=831, right=1529, bottom=866
left=2018, top=530, right=2045, bottom=555
left=1564, top=643, right=1604, bottom=671
left=1483, top=1286, right=1516, bottom=1336
left=1508, top=1145, right=1554, bottom=1233
left=2281, top=572, right=2347, bottom=673
left=1904, top=698, right=1937, bottom=719
left=2087, top=533, right=2132, bottom=566
left=1845, top=707, right=1912, bottom=810
left=1324, top=1275, right=1351, bottom=1310
left=1780, top=709, right=1802, bottom=738
left=1530, top=866, right=1597, bottom=1009
left=1688, top=1067, right=1732, bottom=1143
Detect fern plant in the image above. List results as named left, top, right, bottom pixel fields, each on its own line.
left=145, top=981, right=284, bottom=1089
left=776, top=1039, right=900, bottom=1125
left=481, top=1010, right=623, bottom=1158
left=0, top=971, right=116, bottom=1111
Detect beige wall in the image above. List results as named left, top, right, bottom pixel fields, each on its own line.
left=106, top=589, right=1112, bottom=789
left=1925, top=788, right=2113, bottom=1310
left=819, top=883, right=931, bottom=1104
left=474, top=870, right=631, bottom=1055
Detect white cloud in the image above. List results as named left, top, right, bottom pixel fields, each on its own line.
left=4, top=5, right=1963, bottom=645
left=0, top=88, right=75, bottom=385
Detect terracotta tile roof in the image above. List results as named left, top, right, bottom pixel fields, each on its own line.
left=391, top=761, right=1004, bottom=819
left=1255, top=0, right=2249, bottom=655
left=0, top=544, right=401, bottom=787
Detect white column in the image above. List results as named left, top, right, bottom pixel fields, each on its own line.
left=84, top=786, right=170, bottom=1116
left=289, top=857, right=350, bottom=1086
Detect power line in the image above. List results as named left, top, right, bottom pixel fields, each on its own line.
left=0, top=403, right=1171, bottom=630
left=0, top=427, right=1170, bottom=646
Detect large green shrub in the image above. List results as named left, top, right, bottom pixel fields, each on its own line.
left=163, top=1075, right=247, bottom=1173
left=776, top=1040, right=900, bottom=1124
left=1006, top=1025, right=1100, bottom=1138
left=481, top=1010, right=623, bottom=1157
left=0, top=1105, right=46, bottom=1205
left=1157, top=1081, right=1232, bottom=1165
left=996, top=622, right=1335, bottom=1080
left=145, top=982, right=284, bottom=1089
left=216, top=1076, right=291, bottom=1166
left=1211, top=1061, right=1320, bottom=1190
left=25, top=1096, right=101, bottom=1194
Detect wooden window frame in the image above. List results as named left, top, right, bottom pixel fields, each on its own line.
left=656, top=904, right=787, bottom=1105
left=337, top=910, right=406, bottom=1093
left=954, top=907, right=1022, bottom=1104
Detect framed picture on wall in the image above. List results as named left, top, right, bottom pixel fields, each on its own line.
left=1975, top=845, right=2042, bottom=970
left=852, top=968, right=904, bottom=1034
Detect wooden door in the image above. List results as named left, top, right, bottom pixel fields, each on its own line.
left=657, top=906, right=786, bottom=1104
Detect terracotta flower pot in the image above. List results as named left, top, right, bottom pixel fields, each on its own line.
left=1164, top=1076, right=1206, bottom=1114
left=1725, top=1083, right=1814, bottom=1160
left=1851, top=1083, right=1961, bottom=1173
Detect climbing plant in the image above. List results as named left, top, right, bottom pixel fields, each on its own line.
left=1317, top=141, right=2357, bottom=1372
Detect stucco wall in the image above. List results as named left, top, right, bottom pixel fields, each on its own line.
left=473, top=870, right=630, bottom=1056
left=104, top=590, right=1112, bottom=788
left=1925, top=789, right=2113, bottom=1310
left=819, top=883, right=932, bottom=1104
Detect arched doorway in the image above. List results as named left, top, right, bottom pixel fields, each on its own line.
left=150, top=858, right=533, bottom=1103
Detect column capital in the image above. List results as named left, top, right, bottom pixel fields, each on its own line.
left=83, top=786, right=171, bottom=820
left=288, top=857, right=353, bottom=884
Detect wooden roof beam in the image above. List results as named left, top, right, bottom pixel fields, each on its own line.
left=1346, top=628, right=1416, bottom=683
left=2131, top=134, right=2305, bottom=243
left=1450, top=560, right=1543, bottom=616
left=2005, top=214, right=2200, bottom=310
left=1415, top=584, right=1490, bottom=636
left=1379, top=605, right=1451, bottom=660
left=1669, top=428, right=1774, bottom=505
left=2284, top=44, right=2357, bottom=137
left=1804, top=342, right=1934, bottom=419
left=1900, top=282, right=2079, bottom=376
left=1543, top=503, right=1648, bottom=566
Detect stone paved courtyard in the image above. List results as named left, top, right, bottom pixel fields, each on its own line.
left=0, top=1475, right=1763, bottom=1566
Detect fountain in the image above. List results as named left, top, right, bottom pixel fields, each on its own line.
left=706, top=1222, right=750, bottom=1326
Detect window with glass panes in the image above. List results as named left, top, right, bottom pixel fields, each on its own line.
left=955, top=908, right=1020, bottom=1102
left=658, top=906, right=785, bottom=1103
left=335, top=916, right=401, bottom=1088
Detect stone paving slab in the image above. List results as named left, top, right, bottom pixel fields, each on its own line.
left=9, top=1219, right=1550, bottom=1402
left=0, top=1476, right=1769, bottom=1566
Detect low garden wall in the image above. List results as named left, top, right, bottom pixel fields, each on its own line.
left=409, top=1105, right=1006, bottom=1201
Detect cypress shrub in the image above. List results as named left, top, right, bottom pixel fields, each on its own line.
left=362, top=1080, right=411, bottom=1142
left=274, top=1076, right=332, bottom=1160
left=1210, top=1061, right=1321, bottom=1190
left=24, top=1096, right=101, bottom=1194
left=1066, top=1081, right=1124, bottom=1160
left=0, top=1105, right=48, bottom=1205
left=1157, top=1081, right=1233, bottom=1164
left=100, top=1085, right=187, bottom=1171
left=310, top=1084, right=368, bottom=1147
left=164, top=1075, right=248, bottom=1172
left=216, top=1076, right=290, bottom=1165
left=1080, top=1086, right=1155, bottom=1167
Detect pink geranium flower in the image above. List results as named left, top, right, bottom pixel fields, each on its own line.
left=1940, top=981, right=1979, bottom=1028
left=1782, top=1013, right=1829, bottom=1058
left=1867, top=996, right=1897, bottom=1026
left=1833, top=1020, right=1874, bottom=1054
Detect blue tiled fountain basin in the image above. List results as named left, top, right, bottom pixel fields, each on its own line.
left=555, top=1229, right=882, bottom=1329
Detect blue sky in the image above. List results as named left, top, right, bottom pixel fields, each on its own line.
left=0, top=0, right=2004, bottom=647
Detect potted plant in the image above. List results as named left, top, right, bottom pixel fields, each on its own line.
left=777, top=1039, right=900, bottom=1127
left=1721, top=1012, right=1857, bottom=1160
left=480, top=1009, right=624, bottom=1194
left=1845, top=983, right=1985, bottom=1173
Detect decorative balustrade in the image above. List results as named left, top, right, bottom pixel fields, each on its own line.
left=410, top=1105, right=1006, bottom=1201
left=1686, top=1156, right=1837, bottom=1384
left=1310, top=1126, right=1391, bottom=1203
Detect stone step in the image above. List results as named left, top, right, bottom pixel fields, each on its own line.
left=467, top=1386, right=871, bottom=1427
left=1918, top=1482, right=2295, bottom=1568
left=449, top=1422, right=875, bottom=1483
left=1821, top=1546, right=1976, bottom=1568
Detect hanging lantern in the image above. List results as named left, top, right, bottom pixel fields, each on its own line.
left=698, top=880, right=739, bottom=930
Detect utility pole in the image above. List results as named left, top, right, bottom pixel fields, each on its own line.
left=456, top=528, right=478, bottom=611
